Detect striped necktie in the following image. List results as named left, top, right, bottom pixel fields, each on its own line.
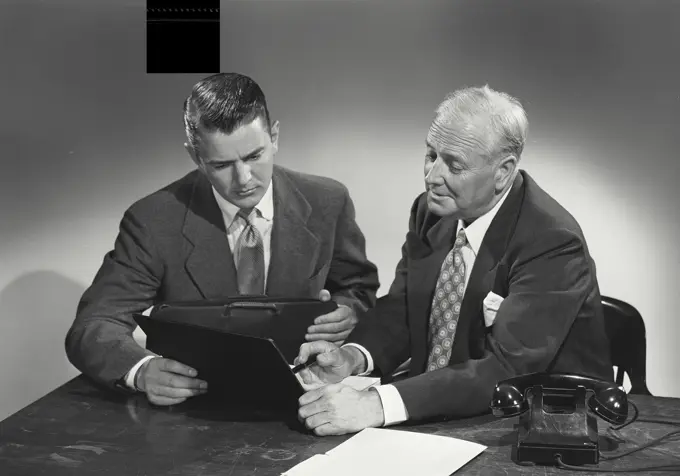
left=235, top=208, right=265, bottom=295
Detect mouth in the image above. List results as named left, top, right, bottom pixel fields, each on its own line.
left=235, top=187, right=258, bottom=197
left=428, top=189, right=446, bottom=200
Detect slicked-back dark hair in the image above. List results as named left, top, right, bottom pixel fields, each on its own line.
left=183, top=73, right=271, bottom=152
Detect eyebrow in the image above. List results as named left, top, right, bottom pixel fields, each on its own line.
left=425, top=142, right=461, bottom=161
left=207, top=146, right=265, bottom=165
left=242, top=146, right=265, bottom=159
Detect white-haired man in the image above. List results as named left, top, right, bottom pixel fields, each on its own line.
left=295, top=85, right=612, bottom=435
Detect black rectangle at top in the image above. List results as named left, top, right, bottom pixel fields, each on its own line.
left=147, top=0, right=219, bottom=22
left=146, top=0, right=220, bottom=73
left=147, top=0, right=218, bottom=9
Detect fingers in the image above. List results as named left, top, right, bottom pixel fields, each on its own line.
left=318, top=289, right=332, bottom=302
left=298, top=367, right=318, bottom=385
left=146, top=393, right=188, bottom=406
left=157, top=372, right=208, bottom=390
left=304, top=413, right=333, bottom=431
left=297, top=398, right=327, bottom=420
left=313, top=423, right=346, bottom=436
left=297, top=385, right=348, bottom=435
left=306, top=320, right=350, bottom=335
left=296, top=341, right=338, bottom=365
left=305, top=330, right=352, bottom=343
left=142, top=358, right=208, bottom=404
left=149, top=385, right=207, bottom=399
left=298, top=386, right=326, bottom=406
left=311, top=305, right=351, bottom=325
left=299, top=383, right=342, bottom=406
left=300, top=380, right=325, bottom=392
left=157, top=358, right=198, bottom=377
left=306, top=306, right=356, bottom=338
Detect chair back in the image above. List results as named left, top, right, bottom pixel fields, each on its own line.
left=601, top=296, right=651, bottom=395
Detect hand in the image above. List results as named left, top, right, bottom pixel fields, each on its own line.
left=136, top=357, right=208, bottom=406
left=298, top=384, right=385, bottom=435
left=294, top=341, right=362, bottom=387
left=306, top=289, right=358, bottom=344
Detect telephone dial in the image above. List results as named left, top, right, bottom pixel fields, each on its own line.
left=490, top=372, right=628, bottom=466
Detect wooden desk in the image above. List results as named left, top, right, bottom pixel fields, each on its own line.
left=1, top=376, right=678, bottom=475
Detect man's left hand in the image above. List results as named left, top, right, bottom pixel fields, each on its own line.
left=298, top=384, right=384, bottom=436
left=306, top=290, right=358, bottom=344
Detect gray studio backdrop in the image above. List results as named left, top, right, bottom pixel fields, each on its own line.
left=1, top=0, right=678, bottom=420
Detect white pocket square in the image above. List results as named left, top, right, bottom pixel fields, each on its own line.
left=482, top=291, right=504, bottom=327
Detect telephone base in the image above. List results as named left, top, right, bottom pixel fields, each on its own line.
left=516, top=386, right=599, bottom=466
left=517, top=440, right=598, bottom=466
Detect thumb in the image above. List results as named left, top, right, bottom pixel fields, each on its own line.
left=316, top=348, right=342, bottom=367
left=296, top=341, right=334, bottom=364
left=318, top=289, right=331, bottom=302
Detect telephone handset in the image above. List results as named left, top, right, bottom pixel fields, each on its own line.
left=489, top=372, right=628, bottom=466
left=490, top=372, right=628, bottom=424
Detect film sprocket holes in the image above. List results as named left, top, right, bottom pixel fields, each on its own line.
left=147, top=1, right=219, bottom=22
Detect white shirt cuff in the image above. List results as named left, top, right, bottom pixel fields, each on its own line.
left=124, top=355, right=156, bottom=390
left=373, top=384, right=409, bottom=426
left=341, top=343, right=374, bottom=375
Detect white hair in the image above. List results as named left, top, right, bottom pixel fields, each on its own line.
left=434, top=85, right=528, bottom=161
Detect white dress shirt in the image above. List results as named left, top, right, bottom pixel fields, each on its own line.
left=123, top=181, right=275, bottom=390
left=347, top=185, right=513, bottom=426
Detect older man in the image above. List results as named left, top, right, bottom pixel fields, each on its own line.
left=295, top=85, right=612, bottom=435
left=65, top=73, right=379, bottom=406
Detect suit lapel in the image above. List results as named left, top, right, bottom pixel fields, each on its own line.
left=266, top=167, right=320, bottom=297
left=183, top=173, right=239, bottom=298
left=448, top=172, right=526, bottom=364
left=408, top=214, right=458, bottom=374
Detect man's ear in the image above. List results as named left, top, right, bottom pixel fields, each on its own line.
left=184, top=142, right=202, bottom=169
left=269, top=120, right=280, bottom=153
left=495, top=155, right=517, bottom=192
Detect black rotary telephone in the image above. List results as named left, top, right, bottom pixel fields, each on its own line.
left=490, top=372, right=628, bottom=466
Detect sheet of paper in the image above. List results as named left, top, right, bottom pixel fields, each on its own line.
left=282, top=427, right=486, bottom=476
left=281, top=454, right=329, bottom=475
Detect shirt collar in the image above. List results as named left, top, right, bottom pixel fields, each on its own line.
left=457, top=184, right=513, bottom=255
left=211, top=179, right=274, bottom=229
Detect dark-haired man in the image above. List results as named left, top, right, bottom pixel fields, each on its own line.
left=65, top=73, right=379, bottom=406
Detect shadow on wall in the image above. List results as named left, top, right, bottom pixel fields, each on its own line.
left=0, top=271, right=84, bottom=421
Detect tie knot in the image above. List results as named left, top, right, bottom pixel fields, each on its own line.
left=454, top=228, right=468, bottom=247
left=238, top=208, right=258, bottom=224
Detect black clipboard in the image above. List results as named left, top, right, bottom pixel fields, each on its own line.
left=147, top=296, right=337, bottom=363
left=133, top=313, right=305, bottom=414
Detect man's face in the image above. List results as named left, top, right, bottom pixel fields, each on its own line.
left=424, top=118, right=499, bottom=220
left=188, top=117, right=278, bottom=209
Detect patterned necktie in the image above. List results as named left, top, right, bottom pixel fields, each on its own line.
left=426, top=228, right=468, bottom=371
left=235, top=208, right=265, bottom=295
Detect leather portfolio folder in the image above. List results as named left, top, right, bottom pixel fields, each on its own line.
left=133, top=313, right=305, bottom=413
left=143, top=296, right=337, bottom=363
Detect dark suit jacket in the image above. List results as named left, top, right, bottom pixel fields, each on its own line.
left=348, top=170, right=612, bottom=421
left=66, top=165, right=379, bottom=388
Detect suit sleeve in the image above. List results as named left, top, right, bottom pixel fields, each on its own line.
left=65, top=209, right=162, bottom=389
left=325, top=187, right=380, bottom=315
left=343, top=197, right=421, bottom=376
left=393, top=227, right=597, bottom=421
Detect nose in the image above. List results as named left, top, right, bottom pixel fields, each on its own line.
left=425, top=157, right=446, bottom=187
left=233, top=161, right=252, bottom=187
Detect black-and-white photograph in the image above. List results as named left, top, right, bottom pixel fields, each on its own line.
left=1, top=1, right=679, bottom=474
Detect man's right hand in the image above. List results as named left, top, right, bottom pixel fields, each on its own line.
left=136, top=357, right=208, bottom=406
left=294, top=341, right=365, bottom=387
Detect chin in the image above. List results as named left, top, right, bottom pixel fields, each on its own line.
left=229, top=192, right=264, bottom=209
left=426, top=198, right=457, bottom=217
